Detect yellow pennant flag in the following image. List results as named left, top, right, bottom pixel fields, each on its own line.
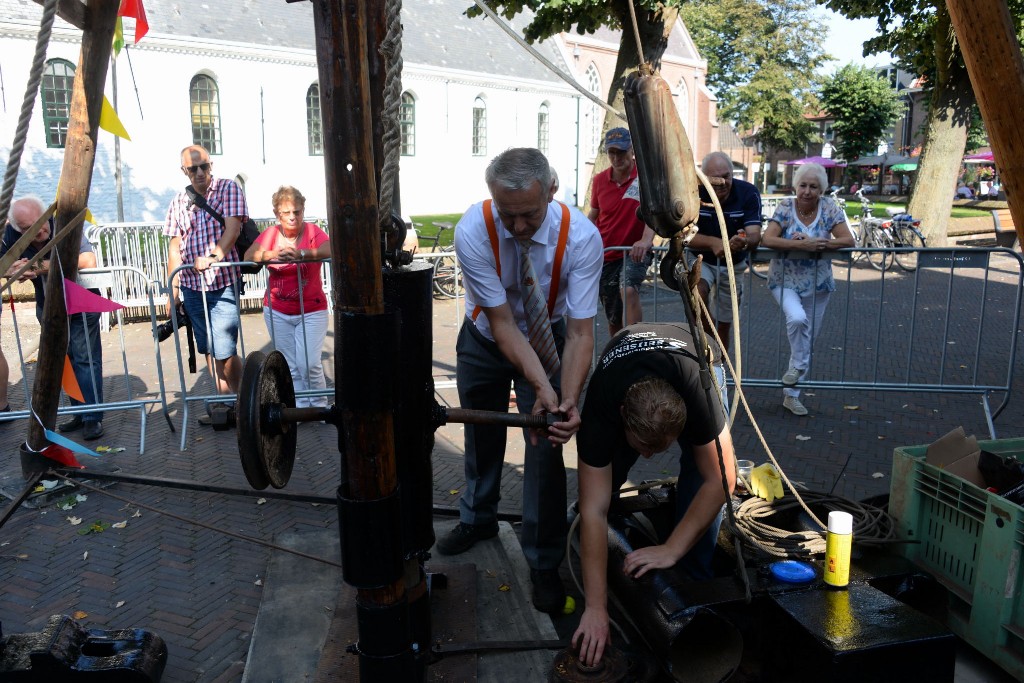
left=112, top=17, right=125, bottom=58
left=99, top=95, right=131, bottom=141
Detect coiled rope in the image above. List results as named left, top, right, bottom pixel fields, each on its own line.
left=377, top=0, right=404, bottom=229
left=0, top=0, right=59, bottom=229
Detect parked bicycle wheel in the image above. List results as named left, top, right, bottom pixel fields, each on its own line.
left=835, top=222, right=860, bottom=269
left=432, top=246, right=463, bottom=298
left=892, top=225, right=926, bottom=271
left=865, top=227, right=895, bottom=271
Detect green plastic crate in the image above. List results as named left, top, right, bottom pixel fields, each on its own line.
left=890, top=438, right=1024, bottom=681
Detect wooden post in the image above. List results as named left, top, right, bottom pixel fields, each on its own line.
left=311, top=0, right=410, bottom=676
left=27, top=0, right=120, bottom=451
left=947, top=0, right=1024, bottom=247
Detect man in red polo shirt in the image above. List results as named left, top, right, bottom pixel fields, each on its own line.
left=588, top=127, right=656, bottom=336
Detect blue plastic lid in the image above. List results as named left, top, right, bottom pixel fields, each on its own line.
left=770, top=560, right=816, bottom=584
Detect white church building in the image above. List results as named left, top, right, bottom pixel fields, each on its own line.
left=0, top=0, right=717, bottom=222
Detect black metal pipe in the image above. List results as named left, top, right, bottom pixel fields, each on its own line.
left=434, top=406, right=560, bottom=430
left=0, top=469, right=43, bottom=530
left=54, top=469, right=335, bottom=505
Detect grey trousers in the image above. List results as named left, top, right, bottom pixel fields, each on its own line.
left=455, top=319, right=567, bottom=571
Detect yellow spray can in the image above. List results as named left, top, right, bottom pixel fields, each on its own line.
left=823, top=511, right=853, bottom=588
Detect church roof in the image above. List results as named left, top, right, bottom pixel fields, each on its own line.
left=1, top=0, right=570, bottom=84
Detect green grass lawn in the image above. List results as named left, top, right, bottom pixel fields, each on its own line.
left=842, top=202, right=989, bottom=220
left=409, top=213, right=463, bottom=247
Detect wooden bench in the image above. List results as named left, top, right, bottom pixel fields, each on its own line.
left=991, top=208, right=1021, bottom=249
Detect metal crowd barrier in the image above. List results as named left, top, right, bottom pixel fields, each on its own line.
left=695, top=246, right=1023, bottom=438
left=0, top=265, right=173, bottom=453
left=92, top=218, right=332, bottom=317
left=166, top=259, right=335, bottom=449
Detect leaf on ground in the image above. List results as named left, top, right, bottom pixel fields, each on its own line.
left=78, top=520, right=110, bottom=535
left=843, top=405, right=859, bottom=411
left=68, top=516, right=83, bottom=526
left=111, top=521, right=127, bottom=529
left=498, top=583, right=511, bottom=592
left=448, top=489, right=460, bottom=496
left=795, top=435, right=811, bottom=441
left=73, top=610, right=88, bottom=619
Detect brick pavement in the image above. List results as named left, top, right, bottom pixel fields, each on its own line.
left=0, top=253, right=1021, bottom=681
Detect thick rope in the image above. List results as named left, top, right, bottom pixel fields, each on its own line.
left=378, top=0, right=404, bottom=230
left=0, top=0, right=60, bottom=229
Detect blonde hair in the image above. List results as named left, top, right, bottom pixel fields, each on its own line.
left=272, top=186, right=306, bottom=214
left=621, top=377, right=686, bottom=446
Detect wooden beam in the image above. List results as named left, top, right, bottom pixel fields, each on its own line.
left=947, top=0, right=1024, bottom=249
left=27, top=0, right=120, bottom=451
left=32, top=0, right=88, bottom=30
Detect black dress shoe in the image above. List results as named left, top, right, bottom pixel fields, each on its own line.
left=58, top=416, right=85, bottom=433
left=83, top=421, right=104, bottom=441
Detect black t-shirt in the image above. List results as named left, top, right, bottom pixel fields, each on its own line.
left=690, top=178, right=762, bottom=266
left=578, top=323, right=726, bottom=489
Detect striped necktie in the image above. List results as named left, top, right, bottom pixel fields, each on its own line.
left=517, top=238, right=560, bottom=378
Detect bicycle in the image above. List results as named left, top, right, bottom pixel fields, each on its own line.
left=881, top=210, right=926, bottom=271
left=845, top=190, right=894, bottom=271
left=421, top=221, right=463, bottom=299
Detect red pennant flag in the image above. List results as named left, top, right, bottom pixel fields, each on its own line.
left=62, top=356, right=85, bottom=403
left=64, top=279, right=124, bottom=315
left=118, top=0, right=149, bottom=44
left=42, top=443, right=84, bottom=469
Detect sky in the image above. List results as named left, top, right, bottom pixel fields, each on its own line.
left=818, top=9, right=893, bottom=72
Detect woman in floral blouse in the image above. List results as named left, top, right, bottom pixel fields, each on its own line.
left=761, top=163, right=854, bottom=417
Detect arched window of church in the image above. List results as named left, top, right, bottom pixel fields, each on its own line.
left=537, top=102, right=550, bottom=154
left=585, top=64, right=602, bottom=159
left=472, top=96, right=487, bottom=156
left=189, top=74, right=222, bottom=154
left=400, top=92, right=416, bottom=156
left=675, top=78, right=689, bottom=138
left=41, top=59, right=75, bottom=148
left=306, top=83, right=323, bottom=156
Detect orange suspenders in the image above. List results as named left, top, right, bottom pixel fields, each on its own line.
left=472, top=199, right=571, bottom=321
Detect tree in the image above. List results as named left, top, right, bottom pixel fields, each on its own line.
left=819, top=64, right=904, bottom=163
left=679, top=0, right=827, bottom=155
left=469, top=0, right=680, bottom=132
left=819, top=0, right=1024, bottom=244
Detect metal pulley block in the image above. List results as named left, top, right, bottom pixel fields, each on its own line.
left=237, top=350, right=298, bottom=490
left=623, top=68, right=701, bottom=240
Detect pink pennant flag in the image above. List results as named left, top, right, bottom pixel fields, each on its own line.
left=64, top=278, right=124, bottom=315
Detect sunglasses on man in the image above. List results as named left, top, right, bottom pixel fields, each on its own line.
left=183, top=162, right=211, bottom=175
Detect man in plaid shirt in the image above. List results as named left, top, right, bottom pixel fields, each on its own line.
left=164, top=145, right=246, bottom=422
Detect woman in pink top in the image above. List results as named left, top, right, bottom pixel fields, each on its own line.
left=244, top=186, right=331, bottom=407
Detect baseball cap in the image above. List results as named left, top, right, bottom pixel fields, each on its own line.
left=604, top=127, right=631, bottom=151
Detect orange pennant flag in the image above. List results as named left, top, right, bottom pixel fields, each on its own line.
left=118, top=0, right=149, bottom=44
left=62, top=355, right=85, bottom=403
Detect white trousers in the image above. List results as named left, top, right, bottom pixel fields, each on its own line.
left=263, top=307, right=329, bottom=408
left=771, top=288, right=830, bottom=398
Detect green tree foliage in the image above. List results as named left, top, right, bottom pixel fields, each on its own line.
left=819, top=0, right=1024, bottom=242
left=819, top=64, right=904, bottom=162
left=680, top=0, right=827, bottom=153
